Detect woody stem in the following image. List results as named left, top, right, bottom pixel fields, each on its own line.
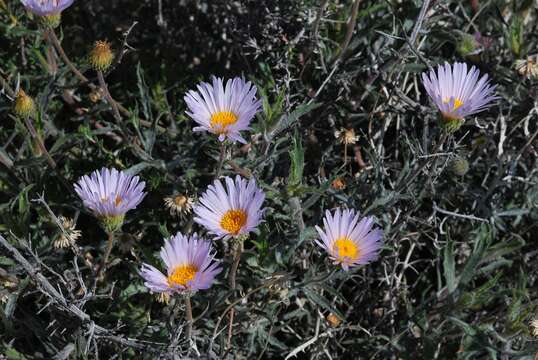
left=226, top=241, right=243, bottom=351
left=185, top=296, right=193, bottom=341
left=92, top=231, right=115, bottom=292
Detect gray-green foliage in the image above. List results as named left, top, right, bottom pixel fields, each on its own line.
left=0, top=0, right=537, bottom=359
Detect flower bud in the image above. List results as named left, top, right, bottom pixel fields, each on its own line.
left=451, top=157, right=469, bottom=177
left=14, top=90, right=36, bottom=118
left=331, top=177, right=346, bottom=191
left=456, top=33, right=479, bottom=59
left=89, top=41, right=114, bottom=71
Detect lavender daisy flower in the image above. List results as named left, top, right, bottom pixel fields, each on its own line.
left=184, top=76, right=262, bottom=143
left=20, top=0, right=75, bottom=16
left=315, top=208, right=383, bottom=271
left=194, top=176, right=265, bottom=240
left=140, top=232, right=222, bottom=294
left=74, top=168, right=146, bottom=232
left=422, top=62, right=498, bottom=131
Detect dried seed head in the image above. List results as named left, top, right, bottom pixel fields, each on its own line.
left=514, top=56, right=538, bottom=79
left=334, top=128, right=359, bottom=145
left=530, top=319, right=538, bottom=337
left=54, top=216, right=81, bottom=249
left=326, top=313, right=342, bottom=327
left=331, top=177, right=346, bottom=190
left=164, top=194, right=194, bottom=218
left=89, top=41, right=114, bottom=71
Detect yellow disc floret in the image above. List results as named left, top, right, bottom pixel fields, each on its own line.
left=89, top=41, right=114, bottom=71
left=220, top=209, right=247, bottom=235
left=168, top=264, right=198, bottom=287
left=14, top=90, right=36, bottom=118
left=333, top=237, right=359, bottom=261
left=210, top=111, right=238, bottom=133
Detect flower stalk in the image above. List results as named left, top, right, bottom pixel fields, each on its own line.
left=93, top=231, right=115, bottom=291
left=185, top=295, right=193, bottom=341
left=226, top=239, right=244, bottom=351
left=216, top=142, right=227, bottom=178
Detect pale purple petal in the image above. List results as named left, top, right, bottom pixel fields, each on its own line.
left=421, top=62, right=499, bottom=121
left=194, top=176, right=265, bottom=240
left=183, top=76, right=262, bottom=143
left=314, top=208, right=383, bottom=270
left=140, top=232, right=221, bottom=294
left=74, top=167, right=146, bottom=219
left=20, top=0, right=75, bottom=16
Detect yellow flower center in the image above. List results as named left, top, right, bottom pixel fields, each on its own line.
left=168, top=264, right=198, bottom=287
left=443, top=98, right=464, bottom=110
left=89, top=40, right=114, bottom=71
left=220, top=209, right=247, bottom=235
left=333, top=237, right=359, bottom=261
left=210, top=111, right=238, bottom=133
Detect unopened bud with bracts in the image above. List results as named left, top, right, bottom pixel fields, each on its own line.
left=13, top=90, right=36, bottom=118
left=451, top=156, right=470, bottom=177
left=40, top=13, right=61, bottom=28
left=456, top=32, right=480, bottom=59
left=89, top=41, right=114, bottom=72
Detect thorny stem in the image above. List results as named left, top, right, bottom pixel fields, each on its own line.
left=396, top=132, right=449, bottom=193
left=46, top=29, right=169, bottom=132
left=22, top=116, right=72, bottom=192
left=216, top=142, right=227, bottom=178
left=209, top=273, right=290, bottom=355
left=185, top=296, right=193, bottom=341
left=97, top=70, right=122, bottom=122
left=335, top=0, right=361, bottom=63
left=47, top=29, right=95, bottom=89
left=93, top=232, right=115, bottom=292
left=0, top=72, right=16, bottom=98
left=226, top=240, right=243, bottom=352
left=297, top=267, right=338, bottom=287
left=23, top=116, right=57, bottom=169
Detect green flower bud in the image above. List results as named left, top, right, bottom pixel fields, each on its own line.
left=451, top=157, right=469, bottom=176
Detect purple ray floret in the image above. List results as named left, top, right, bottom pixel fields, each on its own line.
left=20, top=0, right=75, bottom=16
left=140, top=232, right=222, bottom=294
left=184, top=76, right=262, bottom=143
left=315, top=208, right=383, bottom=271
left=74, top=168, right=146, bottom=219
left=421, top=62, right=499, bottom=121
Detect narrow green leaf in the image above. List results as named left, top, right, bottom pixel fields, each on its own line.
left=443, top=237, right=456, bottom=293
